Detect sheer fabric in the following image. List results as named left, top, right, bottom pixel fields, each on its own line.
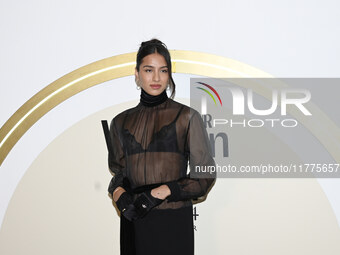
left=108, top=90, right=215, bottom=210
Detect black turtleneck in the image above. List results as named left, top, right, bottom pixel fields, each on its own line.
left=140, top=88, right=168, bottom=107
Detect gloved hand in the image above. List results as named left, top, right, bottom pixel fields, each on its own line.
left=115, top=192, right=138, bottom=221
left=133, top=190, right=163, bottom=218
left=108, top=171, right=124, bottom=196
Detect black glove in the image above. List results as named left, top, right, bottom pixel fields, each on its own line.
left=133, top=190, right=163, bottom=218
left=115, top=192, right=138, bottom=221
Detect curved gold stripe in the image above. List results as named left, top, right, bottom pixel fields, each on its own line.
left=0, top=50, right=339, bottom=166
left=0, top=52, right=136, bottom=165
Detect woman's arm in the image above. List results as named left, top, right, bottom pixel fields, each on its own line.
left=113, top=186, right=126, bottom=202
left=166, top=110, right=216, bottom=202
left=108, top=118, right=129, bottom=202
left=151, top=185, right=171, bottom=200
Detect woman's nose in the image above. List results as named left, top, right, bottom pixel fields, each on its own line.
left=153, top=71, right=160, bottom=81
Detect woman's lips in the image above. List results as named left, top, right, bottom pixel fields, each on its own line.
left=150, top=85, right=161, bottom=89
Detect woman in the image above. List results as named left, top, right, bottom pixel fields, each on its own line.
left=107, top=39, right=215, bottom=255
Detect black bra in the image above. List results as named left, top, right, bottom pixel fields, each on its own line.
left=123, top=106, right=184, bottom=155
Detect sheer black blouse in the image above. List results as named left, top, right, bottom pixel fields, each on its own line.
left=108, top=89, right=215, bottom=210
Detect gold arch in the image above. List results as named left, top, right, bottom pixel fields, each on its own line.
left=0, top=51, right=339, bottom=166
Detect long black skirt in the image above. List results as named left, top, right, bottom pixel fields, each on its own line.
left=120, top=205, right=194, bottom=255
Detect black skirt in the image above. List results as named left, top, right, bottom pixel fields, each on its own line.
left=121, top=205, right=194, bottom=255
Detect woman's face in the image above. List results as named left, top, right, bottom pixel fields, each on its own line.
left=135, top=53, right=169, bottom=96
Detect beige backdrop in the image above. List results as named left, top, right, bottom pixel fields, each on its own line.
left=1, top=99, right=340, bottom=255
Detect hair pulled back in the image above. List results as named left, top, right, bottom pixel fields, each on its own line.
left=136, top=39, right=176, bottom=98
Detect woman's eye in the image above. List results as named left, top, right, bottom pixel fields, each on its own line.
left=161, top=69, right=168, bottom=73
left=145, top=69, right=152, bottom=72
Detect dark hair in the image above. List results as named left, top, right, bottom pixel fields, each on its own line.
left=136, top=39, right=176, bottom=99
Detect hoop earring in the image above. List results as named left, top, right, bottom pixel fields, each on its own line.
left=135, top=78, right=142, bottom=90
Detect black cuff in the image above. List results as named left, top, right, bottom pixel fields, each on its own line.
left=133, top=190, right=163, bottom=218
left=108, top=172, right=124, bottom=195
left=116, top=192, right=133, bottom=212
left=166, top=181, right=181, bottom=202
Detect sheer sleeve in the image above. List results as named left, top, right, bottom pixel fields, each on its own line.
left=107, top=117, right=125, bottom=196
left=166, top=110, right=216, bottom=202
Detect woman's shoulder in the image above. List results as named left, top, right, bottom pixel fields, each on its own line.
left=110, top=104, right=140, bottom=126
left=168, top=98, right=201, bottom=121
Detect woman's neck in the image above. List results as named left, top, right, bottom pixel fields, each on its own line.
left=140, top=88, right=168, bottom=107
